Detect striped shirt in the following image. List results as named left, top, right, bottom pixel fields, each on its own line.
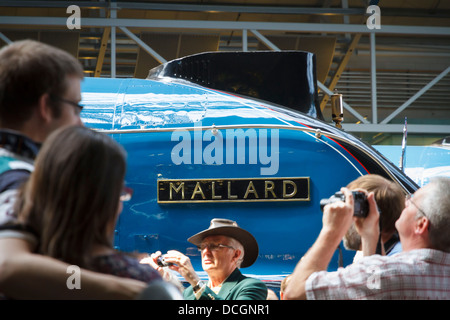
left=306, top=249, right=450, bottom=300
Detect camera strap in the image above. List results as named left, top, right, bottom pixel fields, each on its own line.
left=376, top=209, right=383, bottom=254
left=375, top=233, right=382, bottom=254
left=338, top=243, right=343, bottom=268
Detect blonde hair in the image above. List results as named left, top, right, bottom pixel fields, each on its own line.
left=347, top=174, right=405, bottom=233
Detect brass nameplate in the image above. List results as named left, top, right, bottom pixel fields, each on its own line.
left=157, top=177, right=310, bottom=203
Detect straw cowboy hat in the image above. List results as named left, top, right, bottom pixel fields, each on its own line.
left=188, top=218, right=259, bottom=268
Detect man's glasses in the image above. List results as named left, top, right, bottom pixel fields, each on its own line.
left=120, top=186, right=134, bottom=202
left=198, top=243, right=235, bottom=252
left=50, top=95, right=84, bottom=113
left=405, top=194, right=428, bottom=219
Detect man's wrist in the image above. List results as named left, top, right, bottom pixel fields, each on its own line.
left=193, top=280, right=205, bottom=293
left=319, top=227, right=346, bottom=246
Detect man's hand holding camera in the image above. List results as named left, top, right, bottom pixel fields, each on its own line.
left=284, top=187, right=381, bottom=300
left=142, top=250, right=200, bottom=287
left=354, top=191, right=380, bottom=256
left=322, top=187, right=380, bottom=256
left=321, top=187, right=355, bottom=240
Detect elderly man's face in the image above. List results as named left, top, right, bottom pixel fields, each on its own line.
left=395, top=185, right=429, bottom=251
left=200, top=235, right=240, bottom=275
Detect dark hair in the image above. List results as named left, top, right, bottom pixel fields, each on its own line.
left=0, top=40, right=84, bottom=128
left=18, top=126, right=126, bottom=267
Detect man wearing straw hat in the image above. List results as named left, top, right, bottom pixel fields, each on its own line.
left=149, top=218, right=267, bottom=300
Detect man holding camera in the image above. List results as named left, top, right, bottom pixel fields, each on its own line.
left=284, top=177, right=450, bottom=300
left=147, top=218, right=267, bottom=300
left=344, top=174, right=404, bottom=259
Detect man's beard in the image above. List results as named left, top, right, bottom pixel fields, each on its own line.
left=343, top=223, right=362, bottom=251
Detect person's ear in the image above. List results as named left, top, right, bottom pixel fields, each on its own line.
left=233, top=249, right=242, bottom=263
left=37, top=93, right=53, bottom=123
left=415, top=216, right=430, bottom=235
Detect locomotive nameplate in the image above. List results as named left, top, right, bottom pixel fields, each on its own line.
left=157, top=177, right=310, bottom=203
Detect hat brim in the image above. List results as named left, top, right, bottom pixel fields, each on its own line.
left=188, top=226, right=259, bottom=268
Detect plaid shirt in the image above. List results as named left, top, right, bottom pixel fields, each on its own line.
left=306, top=249, right=450, bottom=300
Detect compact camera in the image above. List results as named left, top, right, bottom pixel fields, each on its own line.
left=319, top=191, right=369, bottom=218
left=156, top=256, right=173, bottom=268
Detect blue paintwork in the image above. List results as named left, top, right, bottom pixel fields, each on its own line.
left=80, top=77, right=417, bottom=280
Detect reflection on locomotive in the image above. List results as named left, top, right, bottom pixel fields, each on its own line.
left=81, top=51, right=418, bottom=283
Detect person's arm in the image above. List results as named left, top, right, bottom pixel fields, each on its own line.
left=283, top=188, right=354, bottom=300
left=0, top=238, right=146, bottom=299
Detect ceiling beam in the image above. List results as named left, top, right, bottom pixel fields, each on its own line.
left=0, top=1, right=366, bottom=15
left=341, top=124, right=450, bottom=134
left=2, top=2, right=450, bottom=19
left=0, top=31, right=12, bottom=45
left=119, top=26, right=167, bottom=64
left=381, top=66, right=450, bottom=124
left=320, top=33, right=361, bottom=111
left=2, top=16, right=450, bottom=36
